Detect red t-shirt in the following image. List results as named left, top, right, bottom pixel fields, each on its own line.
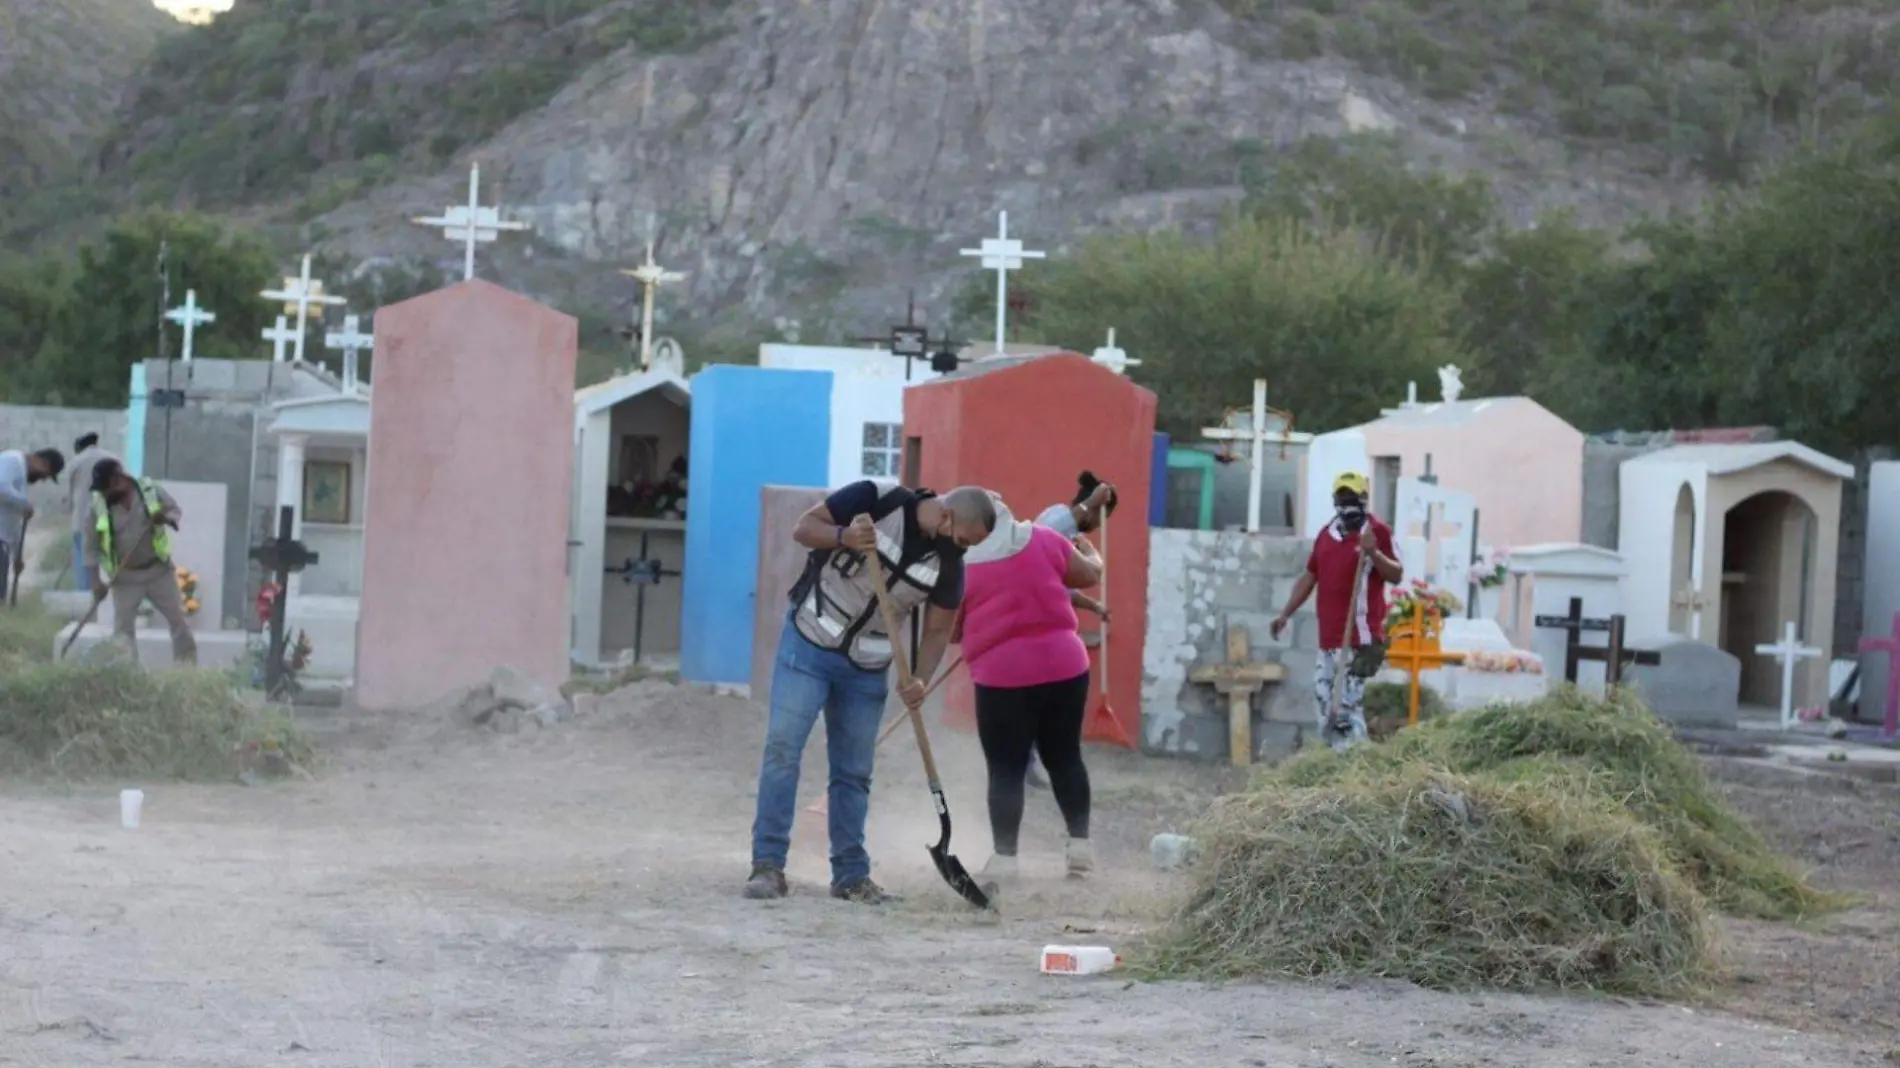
left=1306, top=516, right=1398, bottom=650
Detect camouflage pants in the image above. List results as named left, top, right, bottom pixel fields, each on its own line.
left=1313, top=647, right=1377, bottom=750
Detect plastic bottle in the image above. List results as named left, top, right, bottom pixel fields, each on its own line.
left=1040, top=945, right=1120, bottom=975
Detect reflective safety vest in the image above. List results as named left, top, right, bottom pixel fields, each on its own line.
left=791, top=482, right=947, bottom=672
left=93, top=479, right=171, bottom=580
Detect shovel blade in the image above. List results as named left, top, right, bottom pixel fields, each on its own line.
left=928, top=842, right=992, bottom=909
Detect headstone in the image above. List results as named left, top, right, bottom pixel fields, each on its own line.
left=355, top=280, right=576, bottom=710
left=159, top=481, right=227, bottom=634
left=1622, top=638, right=1741, bottom=728
left=1394, top=475, right=1475, bottom=595
left=959, top=211, right=1045, bottom=356
left=1506, top=542, right=1626, bottom=692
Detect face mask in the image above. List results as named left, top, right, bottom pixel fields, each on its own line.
left=1335, top=502, right=1367, bottom=532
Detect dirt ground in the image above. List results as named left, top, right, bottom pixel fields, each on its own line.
left=2, top=678, right=1896, bottom=1068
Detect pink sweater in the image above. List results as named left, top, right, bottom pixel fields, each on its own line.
left=960, top=525, right=1090, bottom=689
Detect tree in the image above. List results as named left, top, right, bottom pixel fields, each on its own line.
left=956, top=215, right=1472, bottom=438
left=1456, top=212, right=1616, bottom=404
left=14, top=211, right=279, bottom=407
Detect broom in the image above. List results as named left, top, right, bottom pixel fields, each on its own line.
left=1082, top=507, right=1133, bottom=747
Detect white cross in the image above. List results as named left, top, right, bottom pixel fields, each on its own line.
left=1090, top=328, right=1140, bottom=375
left=959, top=210, right=1044, bottom=356
left=260, top=254, right=346, bottom=365
left=261, top=315, right=299, bottom=363
left=163, top=289, right=216, bottom=363
left=618, top=215, right=687, bottom=373
left=1200, top=378, right=1315, bottom=533
left=412, top=162, right=530, bottom=281
left=324, top=314, right=373, bottom=395
left=1755, top=620, right=1823, bottom=730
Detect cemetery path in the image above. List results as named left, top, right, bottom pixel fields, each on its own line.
left=1, top=680, right=1894, bottom=1067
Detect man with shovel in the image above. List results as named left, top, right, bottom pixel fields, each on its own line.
left=744, top=480, right=997, bottom=904
left=83, top=459, right=196, bottom=666
left=0, top=446, right=65, bottom=605
left=1269, top=471, right=1402, bottom=749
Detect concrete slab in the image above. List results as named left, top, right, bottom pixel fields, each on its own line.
left=55, top=623, right=250, bottom=671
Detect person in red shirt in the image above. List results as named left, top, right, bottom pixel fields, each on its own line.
left=1270, top=471, right=1404, bottom=749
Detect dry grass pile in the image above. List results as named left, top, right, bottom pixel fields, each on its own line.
left=1144, top=764, right=1714, bottom=994
left=0, top=593, right=64, bottom=663
left=1266, top=687, right=1831, bottom=919
left=0, top=658, right=312, bottom=780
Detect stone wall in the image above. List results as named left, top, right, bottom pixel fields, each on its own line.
left=0, top=404, right=128, bottom=521
left=1143, top=528, right=1319, bottom=761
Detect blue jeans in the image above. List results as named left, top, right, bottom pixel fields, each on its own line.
left=750, top=615, right=888, bottom=887
left=73, top=534, right=95, bottom=593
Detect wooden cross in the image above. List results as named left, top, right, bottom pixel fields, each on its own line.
left=1534, top=596, right=1657, bottom=686
left=1188, top=623, right=1286, bottom=767
left=1385, top=601, right=1465, bottom=725
left=1199, top=379, right=1315, bottom=533
left=1856, top=612, right=1900, bottom=739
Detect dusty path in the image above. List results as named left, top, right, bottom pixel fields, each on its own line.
left=1, top=679, right=1890, bottom=1067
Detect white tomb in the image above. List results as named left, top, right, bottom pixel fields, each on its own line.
left=1394, top=475, right=1476, bottom=597
left=1862, top=462, right=1900, bottom=724
left=1506, top=542, right=1627, bottom=695
left=1414, top=616, right=1551, bottom=711
left=267, top=389, right=373, bottom=680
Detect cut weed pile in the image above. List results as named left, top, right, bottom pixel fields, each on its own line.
left=1266, top=687, right=1833, bottom=920
left=0, top=594, right=312, bottom=780
left=1144, top=764, right=1714, bottom=994
left=1143, top=688, right=1830, bottom=994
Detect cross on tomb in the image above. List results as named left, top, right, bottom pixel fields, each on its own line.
left=603, top=529, right=682, bottom=665
left=163, top=289, right=216, bottom=363
left=853, top=289, right=934, bottom=381
left=412, top=162, right=530, bottom=282
left=1199, top=378, right=1315, bottom=534
left=1755, top=620, right=1824, bottom=731
left=1534, top=596, right=1658, bottom=686
left=324, top=314, right=372, bottom=394
left=1671, top=584, right=1708, bottom=639
left=260, top=254, right=346, bottom=365
left=959, top=211, right=1045, bottom=357
left=261, top=315, right=299, bottom=363
left=1385, top=600, right=1466, bottom=725
left=249, top=505, right=320, bottom=699
left=1090, top=328, right=1141, bottom=376
left=1856, top=613, right=1900, bottom=740
left=617, top=214, right=688, bottom=373
left=1187, top=623, right=1286, bottom=767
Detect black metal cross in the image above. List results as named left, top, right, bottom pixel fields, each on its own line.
left=854, top=289, right=931, bottom=381
left=249, top=505, right=319, bottom=697
left=1533, top=596, right=1659, bottom=686
left=604, top=529, right=680, bottom=664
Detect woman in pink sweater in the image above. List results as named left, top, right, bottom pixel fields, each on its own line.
left=958, top=498, right=1105, bottom=880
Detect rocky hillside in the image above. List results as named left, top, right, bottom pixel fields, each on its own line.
left=0, top=0, right=178, bottom=212
left=55, top=0, right=1900, bottom=337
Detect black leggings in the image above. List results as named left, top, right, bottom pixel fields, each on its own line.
left=974, top=671, right=1092, bottom=855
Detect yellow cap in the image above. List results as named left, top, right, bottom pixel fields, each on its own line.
left=1333, top=471, right=1369, bottom=496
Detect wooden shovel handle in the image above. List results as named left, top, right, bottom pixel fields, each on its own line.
left=1326, top=548, right=1371, bottom=721
left=877, top=657, right=962, bottom=747
left=860, top=533, right=945, bottom=788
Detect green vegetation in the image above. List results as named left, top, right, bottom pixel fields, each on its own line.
left=963, top=122, right=1900, bottom=455
left=92, top=0, right=739, bottom=209
left=1217, top=0, right=1899, bottom=181
left=1142, top=689, right=1826, bottom=993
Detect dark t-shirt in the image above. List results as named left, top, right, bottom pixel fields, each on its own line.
left=790, top=480, right=964, bottom=610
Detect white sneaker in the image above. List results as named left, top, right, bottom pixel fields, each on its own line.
left=1065, top=838, right=1094, bottom=878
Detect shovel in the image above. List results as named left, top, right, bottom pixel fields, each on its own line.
left=6, top=512, right=24, bottom=607
left=58, top=521, right=158, bottom=660
left=862, top=546, right=992, bottom=910
left=803, top=655, right=963, bottom=818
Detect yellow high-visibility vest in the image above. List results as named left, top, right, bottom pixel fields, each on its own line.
left=93, top=479, right=171, bottom=581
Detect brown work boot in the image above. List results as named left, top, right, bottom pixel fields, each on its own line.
left=830, top=877, right=897, bottom=905
left=741, top=864, right=788, bottom=900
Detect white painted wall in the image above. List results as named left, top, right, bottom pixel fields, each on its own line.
left=571, top=409, right=612, bottom=663
left=1862, top=462, right=1900, bottom=719
left=759, top=344, right=945, bottom=487
left=1618, top=459, right=1707, bottom=642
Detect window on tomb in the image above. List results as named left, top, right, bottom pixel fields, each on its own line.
left=861, top=422, right=902, bottom=478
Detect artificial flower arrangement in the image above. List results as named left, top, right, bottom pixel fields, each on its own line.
left=1385, top=579, right=1464, bottom=636
left=248, top=580, right=316, bottom=694
left=176, top=567, right=201, bottom=616
left=1462, top=649, right=1546, bottom=674
left=1475, top=545, right=1511, bottom=589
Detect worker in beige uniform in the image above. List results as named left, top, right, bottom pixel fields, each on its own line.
left=84, top=458, right=197, bottom=666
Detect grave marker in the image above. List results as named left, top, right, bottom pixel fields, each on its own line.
left=1855, top=613, right=1900, bottom=740
left=1187, top=623, right=1286, bottom=767
left=262, top=315, right=299, bottom=363
left=412, top=162, right=530, bottom=282
left=1090, top=328, right=1140, bottom=376
left=260, top=254, right=346, bottom=365
left=959, top=211, right=1044, bottom=356
left=618, top=214, right=687, bottom=373
left=1386, top=600, right=1466, bottom=725
left=1534, top=596, right=1658, bottom=686
left=1199, top=379, right=1314, bottom=533
left=249, top=505, right=319, bottom=698
left=324, top=314, right=372, bottom=394
left=1754, top=620, right=1823, bottom=730
left=852, top=289, right=933, bottom=381
left=163, top=290, right=215, bottom=363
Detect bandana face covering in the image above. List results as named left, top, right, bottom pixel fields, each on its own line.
left=1335, top=502, right=1368, bottom=533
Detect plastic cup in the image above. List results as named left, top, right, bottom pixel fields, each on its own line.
left=120, top=789, right=144, bottom=829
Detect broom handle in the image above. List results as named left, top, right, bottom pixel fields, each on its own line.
left=1325, top=546, right=1370, bottom=721
left=58, top=519, right=158, bottom=659
left=860, top=536, right=945, bottom=789
left=1096, top=512, right=1109, bottom=693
